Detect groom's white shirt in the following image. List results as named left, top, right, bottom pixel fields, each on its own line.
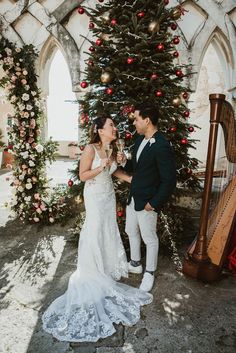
left=136, top=137, right=150, bottom=162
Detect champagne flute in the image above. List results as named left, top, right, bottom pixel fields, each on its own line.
left=104, top=143, right=113, bottom=169
left=116, top=139, right=125, bottom=165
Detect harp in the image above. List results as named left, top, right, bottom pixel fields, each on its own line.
left=183, top=94, right=236, bottom=281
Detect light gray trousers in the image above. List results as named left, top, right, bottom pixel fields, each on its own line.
left=125, top=198, right=159, bottom=271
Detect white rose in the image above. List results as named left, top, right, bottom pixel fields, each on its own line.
left=21, top=151, right=29, bottom=159
left=31, top=91, right=37, bottom=96
left=29, top=160, right=35, bottom=167
left=26, top=104, right=33, bottom=110
left=26, top=183, right=33, bottom=190
left=23, top=70, right=28, bottom=75
left=149, top=137, right=156, bottom=146
left=18, top=186, right=24, bottom=192
left=22, top=93, right=30, bottom=101
left=35, top=144, right=44, bottom=153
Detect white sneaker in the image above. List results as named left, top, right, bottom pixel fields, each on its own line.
left=128, top=261, right=143, bottom=274
left=139, top=272, right=154, bottom=292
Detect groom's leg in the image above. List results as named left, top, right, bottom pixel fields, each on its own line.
left=137, top=210, right=158, bottom=272
left=125, top=198, right=141, bottom=262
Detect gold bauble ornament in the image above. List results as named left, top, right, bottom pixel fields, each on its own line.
left=128, top=112, right=135, bottom=120
left=148, top=21, right=160, bottom=33
left=172, top=8, right=182, bottom=20
left=172, top=97, right=181, bottom=107
left=100, top=72, right=112, bottom=83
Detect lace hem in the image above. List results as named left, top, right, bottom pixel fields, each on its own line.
left=42, top=285, right=152, bottom=342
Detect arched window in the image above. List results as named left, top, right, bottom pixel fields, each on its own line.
left=47, top=49, right=78, bottom=142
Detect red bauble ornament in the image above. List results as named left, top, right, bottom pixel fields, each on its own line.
left=170, top=127, right=177, bottom=132
left=156, top=43, right=165, bottom=51
left=173, top=51, right=179, bottom=58
left=127, top=57, right=135, bottom=64
left=188, top=126, right=194, bottom=132
left=88, top=60, right=94, bottom=66
left=89, top=22, right=95, bottom=29
left=77, top=7, right=85, bottom=14
left=182, top=91, right=189, bottom=99
left=173, top=36, right=180, bottom=45
left=151, top=73, right=158, bottom=80
left=170, top=23, right=177, bottom=30
left=122, top=105, right=135, bottom=115
left=117, top=210, right=124, bottom=217
left=164, top=0, right=169, bottom=4
left=110, top=19, right=117, bottom=26
left=89, top=46, right=95, bottom=52
left=125, top=131, right=132, bottom=139
left=185, top=168, right=192, bottom=174
left=98, top=0, right=104, bottom=2
left=175, top=69, right=183, bottom=77
left=96, top=38, right=103, bottom=46
left=106, top=87, right=113, bottom=95
left=155, top=90, right=163, bottom=97
left=68, top=179, right=73, bottom=187
left=80, top=81, right=88, bottom=89
left=184, top=110, right=190, bottom=118
left=137, top=11, right=145, bottom=18
left=79, top=145, right=85, bottom=151
left=181, top=138, right=188, bottom=145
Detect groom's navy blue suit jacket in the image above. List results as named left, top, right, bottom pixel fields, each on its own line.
left=123, top=131, right=176, bottom=212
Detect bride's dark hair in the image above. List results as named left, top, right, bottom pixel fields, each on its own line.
left=89, top=115, right=111, bottom=143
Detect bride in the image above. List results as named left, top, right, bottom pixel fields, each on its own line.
left=42, top=115, right=153, bottom=342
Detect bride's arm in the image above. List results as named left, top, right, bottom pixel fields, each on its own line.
left=79, top=145, right=107, bottom=181
left=113, top=168, right=132, bottom=183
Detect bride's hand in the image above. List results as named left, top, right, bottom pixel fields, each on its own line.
left=127, top=175, right=132, bottom=183
left=100, top=158, right=109, bottom=169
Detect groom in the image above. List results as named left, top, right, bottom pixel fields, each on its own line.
left=118, top=103, right=176, bottom=292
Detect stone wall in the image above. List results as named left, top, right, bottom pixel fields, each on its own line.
left=0, top=0, right=235, bottom=161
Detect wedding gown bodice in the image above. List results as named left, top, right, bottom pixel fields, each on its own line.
left=84, top=146, right=117, bottom=194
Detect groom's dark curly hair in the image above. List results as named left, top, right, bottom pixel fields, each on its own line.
left=134, top=103, right=159, bottom=126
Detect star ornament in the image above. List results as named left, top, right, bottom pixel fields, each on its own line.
left=149, top=137, right=156, bottom=146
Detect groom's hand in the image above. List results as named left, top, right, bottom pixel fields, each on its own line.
left=145, top=202, right=155, bottom=211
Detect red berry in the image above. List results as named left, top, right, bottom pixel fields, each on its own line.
left=181, top=138, right=188, bottom=145
left=127, top=57, right=135, bottom=64
left=88, top=60, right=94, bottom=66
left=106, top=87, right=113, bottom=95
left=137, top=12, right=145, bottom=18
left=173, top=36, right=180, bottom=45
left=110, top=19, right=117, bottom=26
left=156, top=43, right=164, bottom=51
left=96, top=38, right=103, bottom=46
left=79, top=145, right=85, bottom=151
left=182, top=92, right=189, bottom=99
left=184, top=110, right=190, bottom=118
left=175, top=69, right=183, bottom=77
left=89, top=46, right=95, bottom=52
left=68, top=179, right=73, bottom=187
left=155, top=90, right=163, bottom=97
left=117, top=210, right=124, bottom=217
left=77, top=7, right=85, bottom=14
left=80, top=81, right=88, bottom=89
left=89, top=22, right=94, bottom=29
left=151, top=73, right=158, bottom=80
left=173, top=51, right=179, bottom=58
left=170, top=127, right=177, bottom=132
left=170, top=23, right=177, bottom=30
left=125, top=132, right=132, bottom=139
left=188, top=126, right=194, bottom=132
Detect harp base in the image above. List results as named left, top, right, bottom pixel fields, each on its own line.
left=182, top=255, right=221, bottom=282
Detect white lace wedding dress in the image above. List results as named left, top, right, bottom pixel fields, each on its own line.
left=42, top=146, right=153, bottom=342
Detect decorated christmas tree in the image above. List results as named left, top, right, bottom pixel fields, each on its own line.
left=71, top=0, right=200, bottom=253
